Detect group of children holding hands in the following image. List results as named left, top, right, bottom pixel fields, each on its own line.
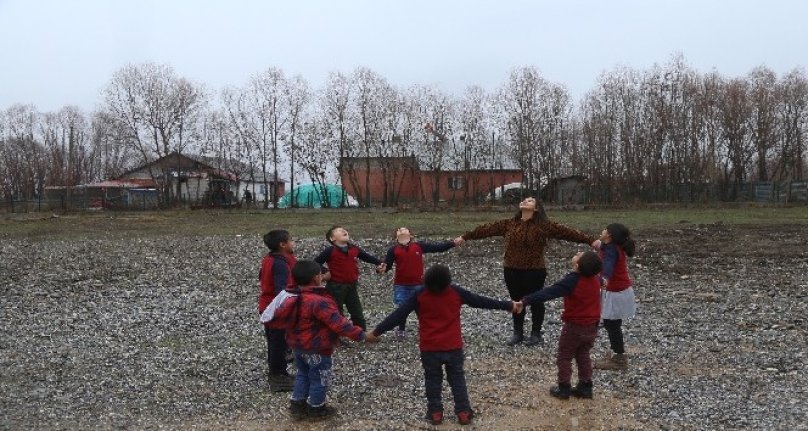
left=257, top=198, right=637, bottom=425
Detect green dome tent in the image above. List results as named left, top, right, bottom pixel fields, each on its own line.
left=277, top=184, right=358, bottom=208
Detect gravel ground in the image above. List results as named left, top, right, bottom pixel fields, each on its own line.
left=1, top=223, right=806, bottom=430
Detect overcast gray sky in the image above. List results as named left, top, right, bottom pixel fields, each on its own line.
left=1, top=0, right=806, bottom=112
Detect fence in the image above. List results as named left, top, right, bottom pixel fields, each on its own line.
left=0, top=192, right=160, bottom=213
left=575, top=181, right=808, bottom=205
left=2, top=181, right=806, bottom=213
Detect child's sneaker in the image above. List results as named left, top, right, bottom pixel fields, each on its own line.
left=457, top=410, right=473, bottom=425
left=571, top=381, right=593, bottom=399
left=593, top=353, right=628, bottom=371
left=307, top=404, right=337, bottom=420
left=549, top=383, right=572, bottom=400
left=523, top=331, right=543, bottom=346
left=395, top=329, right=406, bottom=340
left=427, top=410, right=443, bottom=425
left=288, top=399, right=307, bottom=420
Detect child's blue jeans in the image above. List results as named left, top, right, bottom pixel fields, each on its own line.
left=291, top=351, right=334, bottom=407
left=393, top=284, right=419, bottom=330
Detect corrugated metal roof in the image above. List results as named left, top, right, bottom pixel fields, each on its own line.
left=83, top=179, right=157, bottom=188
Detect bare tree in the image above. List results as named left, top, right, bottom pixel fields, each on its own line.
left=748, top=66, right=779, bottom=181
left=776, top=68, right=808, bottom=181
left=89, top=110, right=136, bottom=181
left=0, top=104, right=46, bottom=208
left=457, top=86, right=493, bottom=204
left=695, top=71, right=725, bottom=189
left=406, top=84, right=454, bottom=205
left=38, top=106, right=89, bottom=204
left=321, top=71, right=355, bottom=207
left=102, top=63, right=207, bottom=205
left=282, top=74, right=311, bottom=207
left=579, top=66, right=642, bottom=202
left=223, top=68, right=287, bottom=208
left=294, top=118, right=336, bottom=207
left=198, top=109, right=253, bottom=202
left=350, top=67, right=397, bottom=207
left=719, top=78, right=754, bottom=197
left=498, top=67, right=571, bottom=195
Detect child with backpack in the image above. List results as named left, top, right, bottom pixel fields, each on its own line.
left=266, top=260, right=370, bottom=420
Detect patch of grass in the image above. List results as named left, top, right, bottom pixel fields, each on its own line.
left=1, top=206, right=805, bottom=240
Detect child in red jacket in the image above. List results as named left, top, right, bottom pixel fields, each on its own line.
left=367, top=264, right=521, bottom=426
left=272, top=260, right=368, bottom=420
left=257, top=229, right=297, bottom=392
left=522, top=251, right=602, bottom=400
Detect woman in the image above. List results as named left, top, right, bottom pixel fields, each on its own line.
left=455, top=197, right=597, bottom=346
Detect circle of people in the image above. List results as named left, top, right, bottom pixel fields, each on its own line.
left=257, top=197, right=637, bottom=425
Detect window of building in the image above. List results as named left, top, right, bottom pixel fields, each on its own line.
left=448, top=177, right=466, bottom=190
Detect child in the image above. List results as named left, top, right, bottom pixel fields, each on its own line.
left=592, top=223, right=637, bottom=371
left=366, top=264, right=521, bottom=425
left=314, top=225, right=385, bottom=330
left=271, top=260, right=368, bottom=420
left=522, top=251, right=602, bottom=400
left=382, top=227, right=458, bottom=339
left=257, top=229, right=297, bottom=392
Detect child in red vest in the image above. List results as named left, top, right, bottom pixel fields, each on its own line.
left=522, top=251, right=602, bottom=399
left=382, top=227, right=459, bottom=338
left=592, top=223, right=637, bottom=371
left=367, top=264, right=521, bottom=426
left=257, top=229, right=297, bottom=392
left=314, top=225, right=385, bottom=330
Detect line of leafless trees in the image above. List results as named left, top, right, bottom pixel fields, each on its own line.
left=1, top=54, right=806, bottom=207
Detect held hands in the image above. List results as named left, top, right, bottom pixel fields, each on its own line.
left=511, top=301, right=524, bottom=314
left=453, top=236, right=465, bottom=246
left=376, top=263, right=387, bottom=273
left=365, top=332, right=380, bottom=343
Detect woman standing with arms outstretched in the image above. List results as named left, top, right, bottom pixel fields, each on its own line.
left=455, top=197, right=597, bottom=346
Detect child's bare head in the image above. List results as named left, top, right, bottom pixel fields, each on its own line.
left=292, top=260, right=322, bottom=286
left=393, top=227, right=412, bottom=244
left=424, top=264, right=452, bottom=292
left=263, top=229, right=293, bottom=253
left=573, top=251, right=602, bottom=277
left=326, top=225, right=349, bottom=245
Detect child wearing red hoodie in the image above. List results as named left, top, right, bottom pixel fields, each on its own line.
left=522, top=251, right=602, bottom=399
